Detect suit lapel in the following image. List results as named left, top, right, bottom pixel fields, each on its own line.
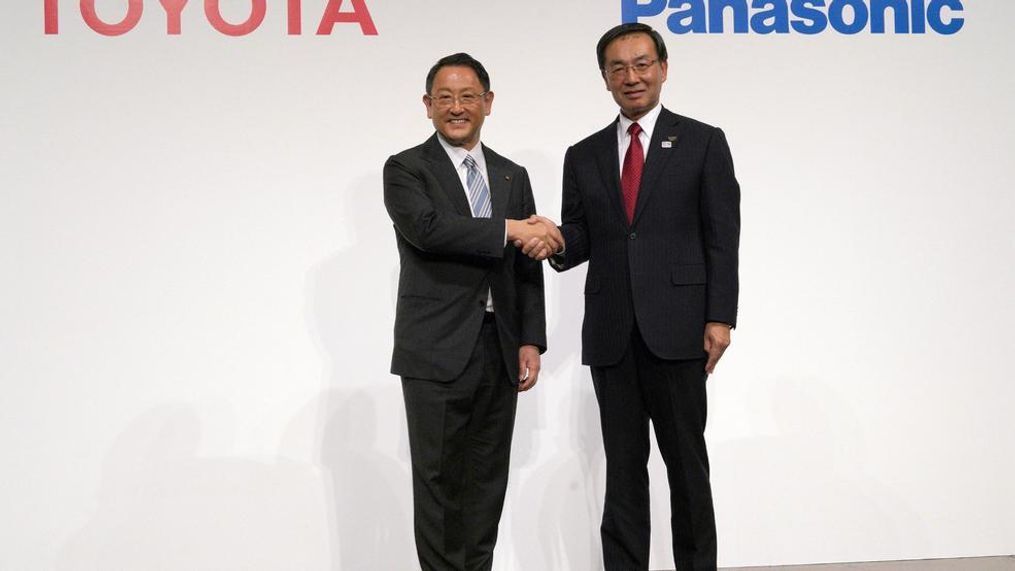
left=592, top=121, right=628, bottom=227
left=632, top=108, right=682, bottom=227
left=483, top=147, right=512, bottom=222
left=421, top=134, right=472, bottom=217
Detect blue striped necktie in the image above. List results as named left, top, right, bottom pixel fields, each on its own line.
left=463, top=154, right=492, bottom=218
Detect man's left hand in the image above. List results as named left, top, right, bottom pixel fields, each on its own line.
left=517, top=345, right=541, bottom=392
left=704, top=322, right=732, bottom=375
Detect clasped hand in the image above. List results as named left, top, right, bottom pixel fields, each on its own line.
left=507, top=215, right=563, bottom=260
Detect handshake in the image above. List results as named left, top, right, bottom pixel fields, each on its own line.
left=507, top=215, right=564, bottom=261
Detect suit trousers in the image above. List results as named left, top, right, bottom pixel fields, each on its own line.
left=401, top=314, right=518, bottom=571
left=591, top=326, right=716, bottom=571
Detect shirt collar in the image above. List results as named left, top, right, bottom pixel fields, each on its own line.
left=617, top=104, right=663, bottom=142
left=436, top=132, right=486, bottom=172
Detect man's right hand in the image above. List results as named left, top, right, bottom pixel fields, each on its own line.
left=507, top=215, right=563, bottom=260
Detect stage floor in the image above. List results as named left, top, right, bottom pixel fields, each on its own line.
left=720, top=556, right=1015, bottom=571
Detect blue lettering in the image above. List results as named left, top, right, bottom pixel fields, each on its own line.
left=709, top=0, right=750, bottom=33
left=828, top=0, right=868, bottom=34
left=751, top=0, right=790, bottom=33
left=927, top=0, right=963, bottom=34
left=668, top=0, right=707, bottom=33
left=621, top=0, right=964, bottom=35
left=790, top=0, right=828, bottom=33
left=622, top=0, right=668, bottom=22
left=871, top=0, right=909, bottom=33
left=911, top=0, right=926, bottom=33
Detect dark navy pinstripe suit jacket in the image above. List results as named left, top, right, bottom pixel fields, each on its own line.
left=552, top=107, right=740, bottom=366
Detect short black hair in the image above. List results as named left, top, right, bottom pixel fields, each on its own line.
left=425, top=53, right=491, bottom=94
left=596, top=23, right=668, bottom=72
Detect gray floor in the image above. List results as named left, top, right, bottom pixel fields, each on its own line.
left=718, top=556, right=1015, bottom=571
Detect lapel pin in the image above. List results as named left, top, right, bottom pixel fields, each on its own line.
left=504, top=175, right=511, bottom=180
left=661, top=141, right=672, bottom=148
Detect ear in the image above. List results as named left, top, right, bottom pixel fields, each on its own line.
left=659, top=60, right=668, bottom=83
left=483, top=91, right=495, bottom=116
left=602, top=70, right=611, bottom=91
left=422, top=94, right=433, bottom=119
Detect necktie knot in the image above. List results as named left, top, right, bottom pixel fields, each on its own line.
left=464, top=154, right=477, bottom=170
left=628, top=122, right=642, bottom=138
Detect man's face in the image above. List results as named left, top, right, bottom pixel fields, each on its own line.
left=602, top=32, right=668, bottom=121
left=424, top=65, right=493, bottom=150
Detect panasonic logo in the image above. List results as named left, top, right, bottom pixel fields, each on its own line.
left=622, top=0, right=965, bottom=35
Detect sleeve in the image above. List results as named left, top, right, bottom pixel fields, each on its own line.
left=513, top=167, right=548, bottom=353
left=383, top=153, right=505, bottom=258
left=550, top=145, right=591, bottom=272
left=700, top=127, right=741, bottom=327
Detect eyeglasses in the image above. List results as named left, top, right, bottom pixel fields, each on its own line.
left=426, top=91, right=488, bottom=109
left=605, top=59, right=658, bottom=80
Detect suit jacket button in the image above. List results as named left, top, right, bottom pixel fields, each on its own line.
left=629, top=232, right=637, bottom=240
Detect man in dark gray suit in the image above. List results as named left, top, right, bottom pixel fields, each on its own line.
left=522, top=23, right=741, bottom=571
left=383, top=53, right=557, bottom=571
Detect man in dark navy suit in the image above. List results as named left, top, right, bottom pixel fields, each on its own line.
left=525, top=23, right=741, bottom=571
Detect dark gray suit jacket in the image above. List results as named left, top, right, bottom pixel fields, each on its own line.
left=384, top=134, right=546, bottom=382
left=553, top=108, right=740, bottom=366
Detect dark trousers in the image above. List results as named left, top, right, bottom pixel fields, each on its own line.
left=591, top=327, right=716, bottom=571
left=401, top=316, right=518, bottom=571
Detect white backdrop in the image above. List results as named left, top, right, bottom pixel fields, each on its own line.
left=2, top=1, right=1013, bottom=570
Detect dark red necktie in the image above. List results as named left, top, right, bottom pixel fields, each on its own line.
left=621, top=122, right=643, bottom=224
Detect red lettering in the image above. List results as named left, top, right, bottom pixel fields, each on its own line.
left=288, top=0, right=302, bottom=35
left=204, top=0, right=266, bottom=37
left=80, top=0, right=144, bottom=36
left=159, top=0, right=189, bottom=35
left=46, top=0, right=379, bottom=37
left=317, top=0, right=377, bottom=36
left=45, top=0, right=59, bottom=34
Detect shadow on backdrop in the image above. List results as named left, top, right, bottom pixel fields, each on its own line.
left=57, top=404, right=329, bottom=570
left=502, top=148, right=607, bottom=570
left=305, top=172, right=415, bottom=570
left=709, top=375, right=926, bottom=563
